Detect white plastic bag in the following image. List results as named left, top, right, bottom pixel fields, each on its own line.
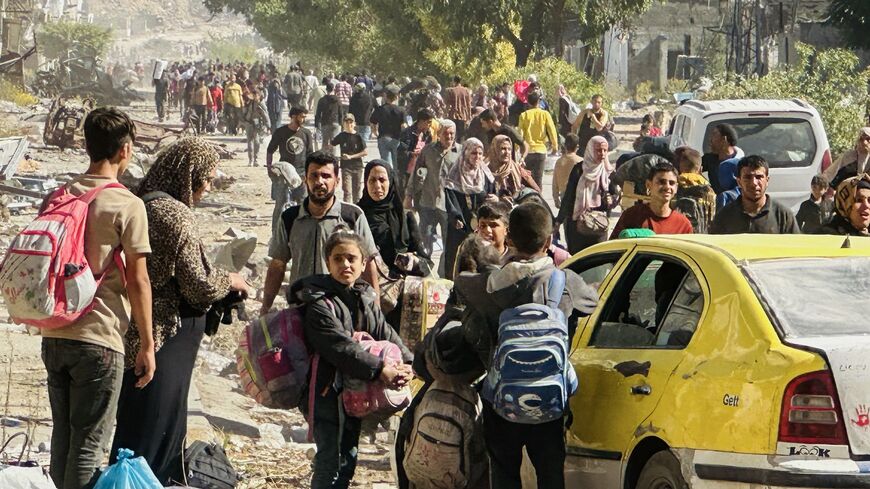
left=0, top=465, right=57, bottom=489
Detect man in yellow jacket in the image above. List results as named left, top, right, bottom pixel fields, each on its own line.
left=224, top=74, right=244, bottom=135
left=518, top=90, right=558, bottom=189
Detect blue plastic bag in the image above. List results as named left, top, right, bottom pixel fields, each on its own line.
left=93, top=449, right=162, bottom=489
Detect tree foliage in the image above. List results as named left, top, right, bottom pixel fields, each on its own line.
left=38, top=21, right=113, bottom=60
left=707, top=44, right=870, bottom=154
left=827, top=0, right=870, bottom=50
left=203, top=0, right=654, bottom=74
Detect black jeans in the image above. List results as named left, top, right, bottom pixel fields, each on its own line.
left=482, top=401, right=566, bottom=489
left=310, top=387, right=362, bottom=489
left=42, top=338, right=124, bottom=489
left=524, top=153, right=547, bottom=190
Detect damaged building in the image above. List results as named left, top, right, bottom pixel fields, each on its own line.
left=565, top=0, right=868, bottom=94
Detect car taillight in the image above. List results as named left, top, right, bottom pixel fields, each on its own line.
left=821, top=149, right=833, bottom=173
left=779, top=370, right=848, bottom=445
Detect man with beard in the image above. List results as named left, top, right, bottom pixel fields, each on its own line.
left=266, top=106, right=315, bottom=245
left=260, top=151, right=380, bottom=316
left=260, top=151, right=379, bottom=315
left=711, top=155, right=800, bottom=234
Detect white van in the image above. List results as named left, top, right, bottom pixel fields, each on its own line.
left=667, top=99, right=831, bottom=210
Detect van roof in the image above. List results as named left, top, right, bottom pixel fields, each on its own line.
left=679, top=99, right=815, bottom=114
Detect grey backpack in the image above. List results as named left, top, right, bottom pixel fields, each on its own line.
left=403, top=379, right=486, bottom=489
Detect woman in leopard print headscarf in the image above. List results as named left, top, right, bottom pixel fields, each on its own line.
left=820, top=173, right=870, bottom=236
left=111, top=137, right=250, bottom=484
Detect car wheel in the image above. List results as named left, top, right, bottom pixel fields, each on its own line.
left=635, top=450, right=689, bottom=489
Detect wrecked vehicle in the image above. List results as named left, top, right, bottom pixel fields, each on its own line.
left=554, top=234, right=870, bottom=489
left=42, top=97, right=235, bottom=157
left=32, top=55, right=142, bottom=105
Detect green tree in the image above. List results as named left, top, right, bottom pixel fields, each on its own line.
left=707, top=43, right=870, bottom=154
left=827, top=0, right=870, bottom=50
left=203, top=0, right=655, bottom=73
left=38, top=21, right=113, bottom=60
left=419, top=0, right=654, bottom=67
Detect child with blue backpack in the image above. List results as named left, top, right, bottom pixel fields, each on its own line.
left=289, top=228, right=413, bottom=489
left=454, top=203, right=598, bottom=489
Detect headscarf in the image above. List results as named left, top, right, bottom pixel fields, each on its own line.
left=573, top=135, right=611, bottom=221
left=357, top=159, right=410, bottom=258
left=558, top=84, right=567, bottom=99
left=136, top=137, right=219, bottom=207
left=487, top=134, right=524, bottom=198
left=445, top=138, right=492, bottom=194
left=835, top=173, right=870, bottom=219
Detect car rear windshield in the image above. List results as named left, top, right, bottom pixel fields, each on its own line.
left=743, top=257, right=870, bottom=337
left=703, top=118, right=817, bottom=168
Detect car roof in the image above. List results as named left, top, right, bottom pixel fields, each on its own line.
left=600, top=234, right=870, bottom=262
left=678, top=99, right=815, bottom=114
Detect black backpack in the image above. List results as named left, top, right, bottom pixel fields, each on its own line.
left=674, top=184, right=716, bottom=234
left=183, top=441, right=241, bottom=489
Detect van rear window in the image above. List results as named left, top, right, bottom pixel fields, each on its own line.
left=703, top=118, right=817, bottom=168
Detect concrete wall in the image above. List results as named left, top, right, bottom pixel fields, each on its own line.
left=624, top=0, right=724, bottom=90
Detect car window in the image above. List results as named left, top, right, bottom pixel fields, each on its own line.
left=566, top=252, right=624, bottom=291
left=702, top=117, right=817, bottom=168
left=678, top=115, right=692, bottom=147
left=589, top=255, right=703, bottom=349
left=656, top=273, right=704, bottom=347
left=744, top=257, right=870, bottom=337
left=669, top=115, right=685, bottom=147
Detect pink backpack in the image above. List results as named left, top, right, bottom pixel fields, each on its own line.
left=0, top=183, right=126, bottom=329
left=236, top=307, right=311, bottom=409
left=340, top=331, right=411, bottom=418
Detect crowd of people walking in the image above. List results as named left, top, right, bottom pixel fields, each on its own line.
left=9, top=57, right=870, bottom=489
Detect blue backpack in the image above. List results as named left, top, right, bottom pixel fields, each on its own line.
left=482, top=269, right=578, bottom=424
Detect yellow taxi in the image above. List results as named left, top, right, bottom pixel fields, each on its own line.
left=559, top=234, right=870, bottom=489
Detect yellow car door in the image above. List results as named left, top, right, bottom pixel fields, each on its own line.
left=567, top=248, right=708, bottom=488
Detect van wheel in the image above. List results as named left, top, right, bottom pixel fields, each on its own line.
left=635, top=450, right=688, bottom=489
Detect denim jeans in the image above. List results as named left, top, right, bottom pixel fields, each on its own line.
left=418, top=207, right=448, bottom=276
left=42, top=338, right=124, bottom=489
left=311, top=387, right=362, bottom=489
left=377, top=136, right=400, bottom=168
left=357, top=125, right=372, bottom=144
left=482, top=401, right=566, bottom=489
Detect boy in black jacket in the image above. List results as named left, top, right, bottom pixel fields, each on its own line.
left=455, top=203, right=598, bottom=489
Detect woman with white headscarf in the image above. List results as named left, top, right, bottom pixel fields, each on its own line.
left=825, top=127, right=870, bottom=188
left=443, top=137, right=495, bottom=279
left=556, top=135, right=619, bottom=253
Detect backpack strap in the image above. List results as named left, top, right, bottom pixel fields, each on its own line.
left=306, top=297, right=337, bottom=443
left=545, top=268, right=567, bottom=310
left=74, top=182, right=129, bottom=285
left=281, top=205, right=301, bottom=241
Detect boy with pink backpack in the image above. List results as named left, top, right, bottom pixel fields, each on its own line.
left=0, top=107, right=155, bottom=489
left=288, top=228, right=413, bottom=489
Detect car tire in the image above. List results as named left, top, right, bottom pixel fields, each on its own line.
left=635, top=450, right=689, bottom=489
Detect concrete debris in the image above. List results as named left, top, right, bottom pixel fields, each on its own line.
left=0, top=137, right=30, bottom=178
left=211, top=229, right=257, bottom=273
left=256, top=422, right=286, bottom=449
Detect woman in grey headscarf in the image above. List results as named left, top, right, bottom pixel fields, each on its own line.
left=556, top=135, right=619, bottom=253
left=444, top=137, right=494, bottom=279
